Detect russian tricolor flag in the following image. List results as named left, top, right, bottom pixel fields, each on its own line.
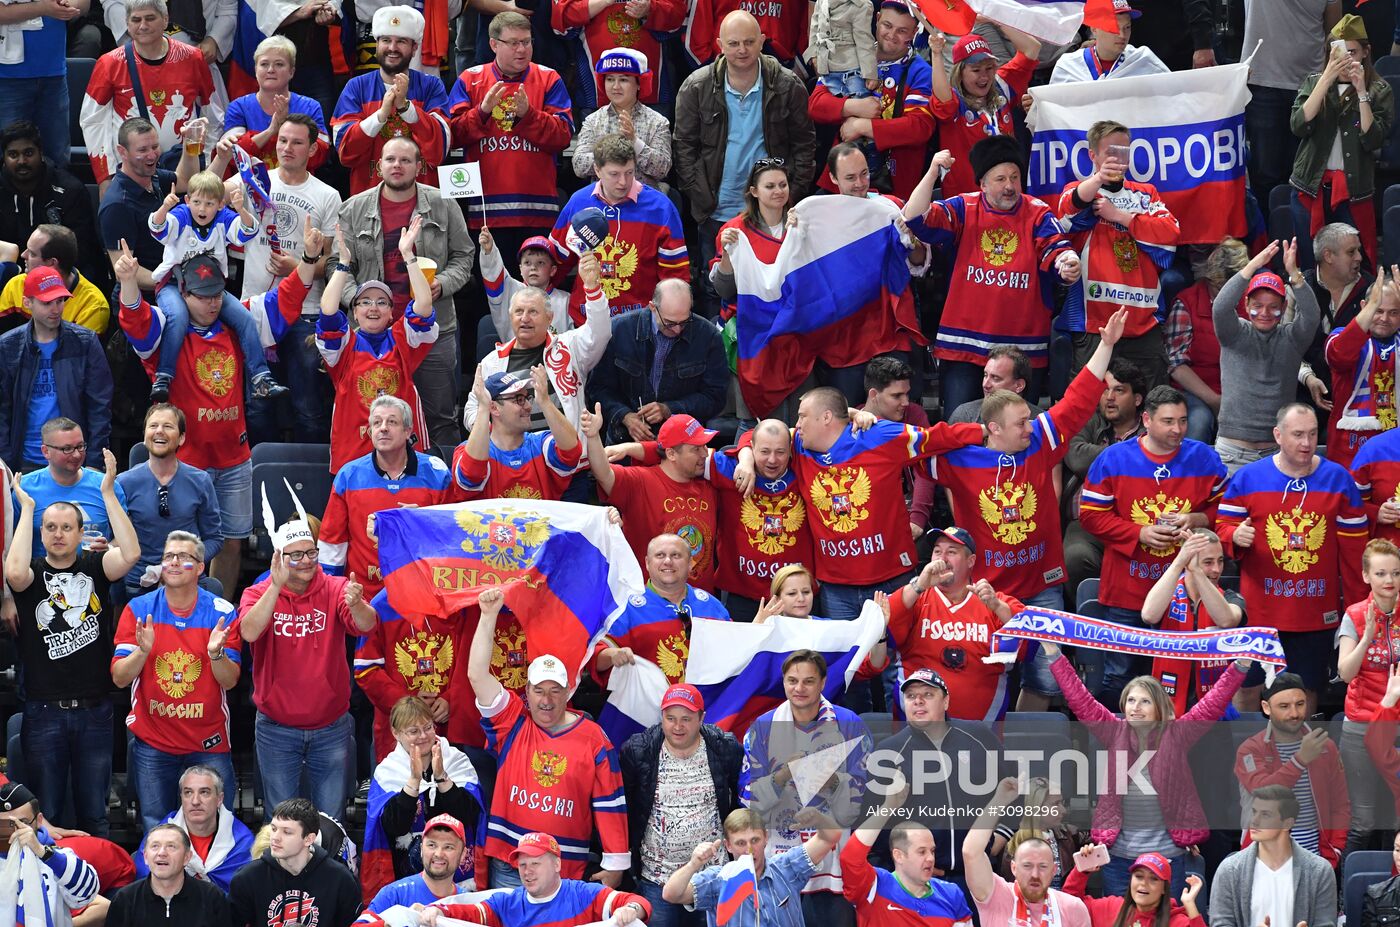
left=716, top=855, right=760, bottom=926
left=687, top=604, right=885, bottom=736
left=964, top=0, right=1118, bottom=45
left=375, top=501, right=644, bottom=686
left=729, top=195, right=924, bottom=419
left=597, top=656, right=670, bottom=748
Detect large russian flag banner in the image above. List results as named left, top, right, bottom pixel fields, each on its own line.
left=598, top=656, right=671, bottom=748
left=730, top=195, right=922, bottom=418
left=687, top=604, right=885, bottom=736
left=375, top=501, right=645, bottom=685
left=1027, top=63, right=1252, bottom=244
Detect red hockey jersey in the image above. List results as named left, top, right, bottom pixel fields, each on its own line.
left=1350, top=426, right=1400, bottom=544
left=446, top=63, right=574, bottom=229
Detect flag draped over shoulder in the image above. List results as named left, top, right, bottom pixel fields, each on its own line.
left=362, top=739, right=482, bottom=902
left=376, top=501, right=645, bottom=686
left=1027, top=63, right=1251, bottom=244
left=598, top=656, right=671, bottom=748
left=687, top=604, right=885, bottom=736
left=730, top=195, right=920, bottom=418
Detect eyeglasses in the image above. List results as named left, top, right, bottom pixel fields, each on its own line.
left=157, top=484, right=171, bottom=518
left=398, top=725, right=435, bottom=738
left=355, top=298, right=392, bottom=309
left=44, top=442, right=87, bottom=456
left=161, top=552, right=198, bottom=565
left=282, top=549, right=316, bottom=563
left=495, top=37, right=532, bottom=49
left=0, top=815, right=35, bottom=832
left=658, top=315, right=692, bottom=333
left=503, top=390, right=536, bottom=407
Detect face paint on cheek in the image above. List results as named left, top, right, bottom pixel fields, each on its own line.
left=182, top=562, right=196, bottom=570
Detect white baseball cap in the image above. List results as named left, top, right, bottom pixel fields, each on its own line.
left=527, top=654, right=569, bottom=688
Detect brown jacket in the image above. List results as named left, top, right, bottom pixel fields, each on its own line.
left=673, top=53, right=816, bottom=223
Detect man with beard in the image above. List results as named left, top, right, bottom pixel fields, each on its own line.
left=331, top=5, right=451, bottom=196
left=904, top=135, right=1081, bottom=415
left=335, top=136, right=474, bottom=449
left=447, top=11, right=574, bottom=252
left=115, top=405, right=222, bottom=597
left=964, top=777, right=1091, bottom=927
left=1325, top=268, right=1400, bottom=467
left=109, top=822, right=233, bottom=926
left=1298, top=223, right=1370, bottom=421
left=367, top=814, right=473, bottom=912
left=0, top=124, right=106, bottom=292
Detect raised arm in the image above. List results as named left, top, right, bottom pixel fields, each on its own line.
left=1140, top=536, right=1196, bottom=625
left=903, top=150, right=955, bottom=220
left=581, top=402, right=617, bottom=495
left=467, top=586, right=506, bottom=704
left=399, top=214, right=433, bottom=317
left=533, top=364, right=579, bottom=454
left=5, top=480, right=36, bottom=592
left=963, top=777, right=1022, bottom=903
left=99, top=449, right=141, bottom=581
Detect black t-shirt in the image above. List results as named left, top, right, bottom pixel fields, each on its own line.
left=12, top=550, right=115, bottom=700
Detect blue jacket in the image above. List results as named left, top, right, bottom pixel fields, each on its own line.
left=0, top=320, right=112, bottom=470
left=591, top=308, right=728, bottom=444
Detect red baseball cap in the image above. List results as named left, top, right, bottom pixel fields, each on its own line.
left=423, top=813, right=465, bottom=843
left=953, top=35, right=995, bottom=66
left=1246, top=271, right=1286, bottom=298
left=518, top=236, right=557, bottom=261
left=660, top=683, right=704, bottom=713
left=657, top=414, right=718, bottom=450
left=1130, top=852, right=1172, bottom=882
left=23, top=266, right=72, bottom=301
left=509, top=832, right=561, bottom=863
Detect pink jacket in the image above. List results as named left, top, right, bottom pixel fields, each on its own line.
left=1051, top=656, right=1247, bottom=849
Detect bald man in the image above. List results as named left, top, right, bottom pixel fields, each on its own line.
left=590, top=280, right=729, bottom=445
left=675, top=10, right=816, bottom=315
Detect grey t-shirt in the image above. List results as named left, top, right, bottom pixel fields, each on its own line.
left=1242, top=0, right=1337, bottom=91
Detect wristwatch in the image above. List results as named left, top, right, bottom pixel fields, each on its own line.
left=302, top=252, right=323, bottom=264
left=39, top=844, right=54, bottom=861
left=334, top=263, right=352, bottom=274
left=209, top=649, right=226, bottom=662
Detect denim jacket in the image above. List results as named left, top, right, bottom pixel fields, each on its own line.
left=590, top=308, right=728, bottom=443
left=0, top=321, right=112, bottom=470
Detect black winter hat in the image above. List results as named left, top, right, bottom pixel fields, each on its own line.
left=970, top=134, right=1028, bottom=183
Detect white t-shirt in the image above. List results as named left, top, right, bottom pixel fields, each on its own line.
left=240, top=171, right=342, bottom=316
left=1250, top=854, right=1295, bottom=927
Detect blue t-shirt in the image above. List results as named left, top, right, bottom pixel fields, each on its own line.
left=713, top=72, right=767, bottom=222
left=368, top=874, right=471, bottom=913
left=19, top=468, right=128, bottom=557
left=23, top=339, right=60, bottom=465
left=0, top=16, right=65, bottom=79
left=224, top=92, right=328, bottom=137
left=114, top=461, right=224, bottom=590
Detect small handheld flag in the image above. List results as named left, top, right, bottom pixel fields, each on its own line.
left=716, top=854, right=760, bottom=926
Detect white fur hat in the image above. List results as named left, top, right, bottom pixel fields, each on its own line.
left=372, top=5, right=424, bottom=42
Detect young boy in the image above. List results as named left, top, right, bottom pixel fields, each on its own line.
left=147, top=170, right=287, bottom=404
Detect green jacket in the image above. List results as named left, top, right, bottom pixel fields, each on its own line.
left=1289, top=72, right=1394, bottom=199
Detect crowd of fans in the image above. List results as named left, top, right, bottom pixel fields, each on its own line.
left=9, top=0, right=1400, bottom=925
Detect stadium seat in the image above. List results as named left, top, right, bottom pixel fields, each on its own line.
left=129, top=442, right=149, bottom=469
left=1267, top=184, right=1291, bottom=215
left=1268, top=206, right=1294, bottom=268
left=250, top=442, right=331, bottom=467
left=1378, top=54, right=1400, bottom=84
left=1000, top=729, right=1073, bottom=780
left=1384, top=184, right=1400, bottom=217
left=860, top=711, right=894, bottom=742
left=1347, top=866, right=1394, bottom=926
left=1003, top=711, right=1070, bottom=741
left=1384, top=206, right=1400, bottom=270
left=66, top=58, right=95, bottom=178
left=1075, top=578, right=1099, bottom=611
left=252, top=461, right=335, bottom=521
